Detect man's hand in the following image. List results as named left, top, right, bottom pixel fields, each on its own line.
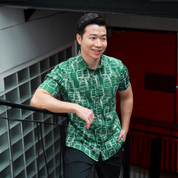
left=75, top=104, right=95, bottom=129
left=118, top=129, right=128, bottom=142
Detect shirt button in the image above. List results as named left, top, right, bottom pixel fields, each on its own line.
left=94, top=71, right=96, bottom=74
left=97, top=102, right=99, bottom=104
left=99, top=116, right=101, bottom=119
left=96, top=87, right=98, bottom=89
left=101, top=131, right=103, bottom=134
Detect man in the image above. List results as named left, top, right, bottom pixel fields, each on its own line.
left=31, top=13, right=133, bottom=178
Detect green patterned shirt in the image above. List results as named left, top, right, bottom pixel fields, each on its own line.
left=39, top=52, right=130, bottom=161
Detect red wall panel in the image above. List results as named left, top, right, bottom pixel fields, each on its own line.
left=107, top=29, right=177, bottom=172
left=107, top=29, right=176, bottom=123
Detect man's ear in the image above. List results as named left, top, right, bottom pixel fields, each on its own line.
left=76, top=34, right=82, bottom=45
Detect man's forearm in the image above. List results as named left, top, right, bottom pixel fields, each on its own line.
left=119, top=85, right=133, bottom=132
left=30, top=88, right=77, bottom=113
left=30, top=88, right=95, bottom=129
left=120, top=97, right=133, bottom=132
left=117, top=86, right=133, bottom=142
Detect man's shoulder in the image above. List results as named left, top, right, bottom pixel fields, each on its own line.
left=102, top=54, right=125, bottom=67
left=57, top=55, right=78, bottom=69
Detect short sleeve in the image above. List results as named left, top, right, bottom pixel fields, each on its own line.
left=38, top=65, right=64, bottom=97
left=118, top=64, right=130, bottom=91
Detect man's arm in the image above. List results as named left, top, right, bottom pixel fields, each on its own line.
left=30, top=88, right=94, bottom=129
left=117, top=85, right=133, bottom=142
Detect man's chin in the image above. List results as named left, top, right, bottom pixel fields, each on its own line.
left=91, top=54, right=102, bottom=60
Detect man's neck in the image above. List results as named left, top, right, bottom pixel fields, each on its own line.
left=81, top=53, right=101, bottom=70
left=85, top=60, right=100, bottom=70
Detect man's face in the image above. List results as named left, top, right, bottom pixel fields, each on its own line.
left=76, top=24, right=107, bottom=62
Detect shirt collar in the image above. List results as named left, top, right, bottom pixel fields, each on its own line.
left=98, top=54, right=105, bottom=69
left=76, top=51, right=105, bottom=72
left=77, top=51, right=88, bottom=71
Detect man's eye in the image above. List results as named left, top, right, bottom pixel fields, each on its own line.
left=102, top=38, right=106, bottom=40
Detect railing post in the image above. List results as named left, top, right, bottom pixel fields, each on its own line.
left=123, top=134, right=130, bottom=178
left=150, top=137, right=162, bottom=178
left=60, top=125, right=66, bottom=175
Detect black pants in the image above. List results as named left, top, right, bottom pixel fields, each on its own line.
left=64, top=147, right=122, bottom=178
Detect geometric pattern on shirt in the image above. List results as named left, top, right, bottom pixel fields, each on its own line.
left=39, top=52, right=130, bottom=161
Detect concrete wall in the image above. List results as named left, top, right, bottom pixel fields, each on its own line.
left=0, top=8, right=81, bottom=73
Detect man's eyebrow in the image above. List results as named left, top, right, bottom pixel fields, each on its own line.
left=89, top=34, right=107, bottom=36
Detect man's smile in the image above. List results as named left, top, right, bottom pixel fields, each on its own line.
left=92, top=49, right=102, bottom=54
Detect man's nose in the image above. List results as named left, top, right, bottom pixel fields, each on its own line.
left=95, top=39, right=102, bottom=47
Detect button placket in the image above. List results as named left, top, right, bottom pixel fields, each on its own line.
left=94, top=71, right=104, bottom=146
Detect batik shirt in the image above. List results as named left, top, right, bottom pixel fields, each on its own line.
left=39, top=52, right=130, bottom=161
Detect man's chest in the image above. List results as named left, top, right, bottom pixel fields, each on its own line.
left=62, top=67, right=120, bottom=103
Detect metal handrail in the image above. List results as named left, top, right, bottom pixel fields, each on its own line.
left=1, top=99, right=177, bottom=128
left=0, top=99, right=68, bottom=118
left=130, top=116, right=178, bottom=128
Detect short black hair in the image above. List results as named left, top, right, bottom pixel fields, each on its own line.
left=76, top=13, right=107, bottom=37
